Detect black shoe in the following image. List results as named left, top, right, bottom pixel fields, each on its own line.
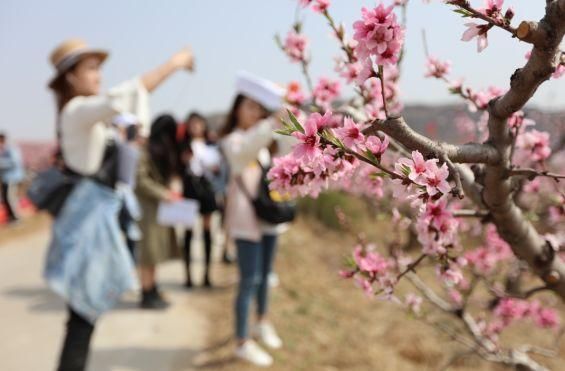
left=222, top=251, right=235, bottom=265
left=203, top=274, right=212, bottom=288
left=140, top=289, right=169, bottom=310
left=184, top=277, right=193, bottom=289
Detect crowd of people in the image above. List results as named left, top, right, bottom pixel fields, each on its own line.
left=0, top=38, right=298, bottom=370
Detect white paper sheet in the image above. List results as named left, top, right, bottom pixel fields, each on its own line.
left=157, top=199, right=200, bottom=227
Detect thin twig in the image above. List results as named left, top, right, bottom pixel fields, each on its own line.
left=453, top=209, right=489, bottom=218
left=508, top=168, right=565, bottom=181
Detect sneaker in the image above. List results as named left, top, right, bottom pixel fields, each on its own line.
left=235, top=340, right=273, bottom=367
left=253, top=322, right=283, bottom=349
left=268, top=272, right=279, bottom=288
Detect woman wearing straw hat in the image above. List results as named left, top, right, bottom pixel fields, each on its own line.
left=44, top=38, right=194, bottom=371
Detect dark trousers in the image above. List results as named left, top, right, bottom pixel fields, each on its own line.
left=57, top=308, right=95, bottom=371
left=0, top=182, right=17, bottom=221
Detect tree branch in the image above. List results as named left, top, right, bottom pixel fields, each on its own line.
left=363, top=115, right=501, bottom=165
left=482, top=0, right=565, bottom=300
left=509, top=168, right=565, bottom=181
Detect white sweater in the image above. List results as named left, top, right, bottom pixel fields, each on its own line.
left=221, top=118, right=295, bottom=242
left=60, top=78, right=149, bottom=175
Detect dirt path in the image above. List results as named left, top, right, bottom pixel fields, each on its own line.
left=0, top=216, right=223, bottom=371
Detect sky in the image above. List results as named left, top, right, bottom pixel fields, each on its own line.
left=1, top=0, right=563, bottom=140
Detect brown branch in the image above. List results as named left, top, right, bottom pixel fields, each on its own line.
left=509, top=168, right=565, bottom=181
left=453, top=210, right=489, bottom=218
left=363, top=116, right=501, bottom=165
left=482, top=0, right=565, bottom=300
left=397, top=254, right=427, bottom=280
left=447, top=0, right=518, bottom=37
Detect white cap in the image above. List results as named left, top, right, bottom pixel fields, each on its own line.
left=112, top=113, right=139, bottom=128
left=235, top=71, right=284, bottom=111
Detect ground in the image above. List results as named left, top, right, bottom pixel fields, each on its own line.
left=0, top=211, right=564, bottom=371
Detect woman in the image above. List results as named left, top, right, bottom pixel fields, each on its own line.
left=221, top=72, right=292, bottom=367
left=136, top=114, right=182, bottom=308
left=44, top=38, right=193, bottom=371
left=179, top=112, right=221, bottom=288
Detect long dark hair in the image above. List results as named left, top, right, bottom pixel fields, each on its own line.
left=180, top=111, right=209, bottom=145
left=148, top=114, right=181, bottom=181
left=220, top=94, right=246, bottom=138
left=50, top=66, right=79, bottom=141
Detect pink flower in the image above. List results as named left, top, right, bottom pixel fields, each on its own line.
left=292, top=117, right=321, bottom=161
left=339, top=269, right=356, bottom=278
left=531, top=306, right=560, bottom=329
left=405, top=293, right=423, bottom=314
left=425, top=56, right=452, bottom=79
left=285, top=81, right=307, bottom=106
left=339, top=61, right=363, bottom=84
left=334, top=117, right=365, bottom=151
left=516, top=129, right=551, bottom=162
left=479, top=0, right=504, bottom=19
left=365, top=135, right=389, bottom=158
left=461, top=23, right=489, bottom=52
left=494, top=298, right=529, bottom=324
left=300, top=0, right=330, bottom=13
left=422, top=161, right=451, bottom=196
left=267, top=155, right=301, bottom=193
left=448, top=289, right=463, bottom=306
left=312, top=0, right=330, bottom=13
left=284, top=31, right=308, bottom=63
left=354, top=246, right=390, bottom=275
left=353, top=3, right=404, bottom=66
left=437, top=266, right=464, bottom=287
left=397, top=150, right=430, bottom=183
left=553, top=64, right=565, bottom=79
left=306, top=111, right=333, bottom=131
left=313, top=77, right=341, bottom=109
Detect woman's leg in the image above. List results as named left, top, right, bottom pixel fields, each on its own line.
left=235, top=239, right=262, bottom=343
left=183, top=229, right=193, bottom=287
left=57, top=307, right=95, bottom=371
left=139, top=265, right=167, bottom=309
left=257, top=234, right=278, bottom=320
left=202, top=214, right=213, bottom=287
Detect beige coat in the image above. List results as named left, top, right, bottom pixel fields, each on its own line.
left=135, top=152, right=180, bottom=266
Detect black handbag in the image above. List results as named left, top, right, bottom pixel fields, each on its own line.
left=27, top=141, right=119, bottom=217
left=236, top=162, right=296, bottom=225
left=27, top=167, right=79, bottom=217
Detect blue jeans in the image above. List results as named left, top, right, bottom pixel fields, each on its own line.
left=235, top=235, right=278, bottom=339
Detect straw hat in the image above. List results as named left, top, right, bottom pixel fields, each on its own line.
left=48, top=38, right=108, bottom=88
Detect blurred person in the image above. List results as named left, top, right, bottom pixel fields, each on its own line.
left=136, top=114, right=183, bottom=309
left=221, top=71, right=294, bottom=367
left=45, top=38, right=194, bottom=371
left=113, top=113, right=143, bottom=260
left=179, top=112, right=222, bottom=288
left=0, top=132, right=24, bottom=223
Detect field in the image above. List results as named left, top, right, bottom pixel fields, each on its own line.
left=193, top=194, right=565, bottom=371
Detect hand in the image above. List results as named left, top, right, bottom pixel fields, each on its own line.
left=170, top=47, right=194, bottom=72
left=165, top=191, right=183, bottom=202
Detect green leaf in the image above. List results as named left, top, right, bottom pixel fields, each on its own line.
left=287, top=109, right=305, bottom=134
left=453, top=8, right=474, bottom=18
left=400, top=164, right=411, bottom=177
left=275, top=128, right=293, bottom=136
left=370, top=172, right=390, bottom=179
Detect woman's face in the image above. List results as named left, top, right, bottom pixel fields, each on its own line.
left=236, top=97, right=267, bottom=130
left=66, top=56, right=102, bottom=96
left=188, top=117, right=206, bottom=138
